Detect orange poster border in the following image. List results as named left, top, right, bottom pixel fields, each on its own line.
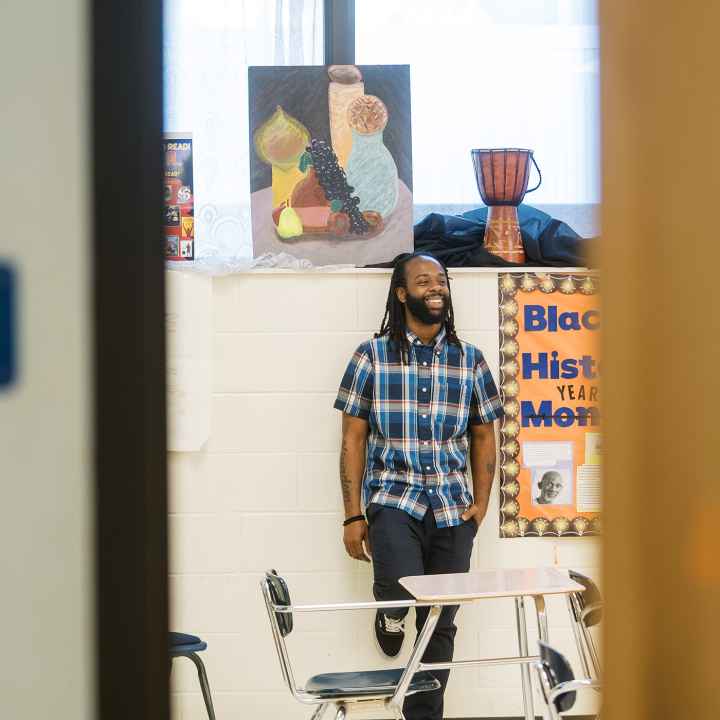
left=497, top=272, right=601, bottom=538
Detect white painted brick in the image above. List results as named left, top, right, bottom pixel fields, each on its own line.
left=169, top=452, right=299, bottom=514
left=225, top=275, right=357, bottom=332
left=237, top=514, right=354, bottom=573
left=445, top=686, right=525, bottom=717
left=213, top=332, right=367, bottom=394
left=168, top=513, right=243, bottom=574
left=168, top=451, right=214, bottom=514
left=472, top=493, right=502, bottom=546
left=351, top=554, right=376, bottom=578
left=454, top=599, right=483, bottom=636
left=170, top=632, right=287, bottom=693
left=171, top=692, right=305, bottom=720
left=478, top=274, right=501, bottom=331
left=448, top=619, right=483, bottom=688
left=555, top=536, right=602, bottom=568
left=295, top=394, right=342, bottom=452
left=357, top=274, right=391, bottom=332
left=170, top=269, right=603, bottom=720
left=474, top=627, right=540, bottom=690
left=280, top=572, right=372, bottom=633
left=169, top=573, right=265, bottom=635
left=307, top=605, right=419, bottom=676
left=212, top=276, right=238, bottom=332
left=207, top=453, right=298, bottom=511
left=169, top=654, right=199, bottom=694
left=169, top=692, right=184, bottom=720
left=474, top=536, right=558, bottom=570
left=210, top=395, right=300, bottom=452
left=466, top=596, right=517, bottom=630
left=448, top=273, right=480, bottom=330
left=170, top=693, right=204, bottom=720
left=211, top=394, right=339, bottom=453
left=462, top=329, right=502, bottom=379
left=297, top=453, right=341, bottom=511
left=291, top=629, right=361, bottom=678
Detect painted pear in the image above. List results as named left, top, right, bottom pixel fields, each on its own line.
left=276, top=206, right=303, bottom=239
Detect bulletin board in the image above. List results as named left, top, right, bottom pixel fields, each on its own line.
left=497, top=272, right=601, bottom=538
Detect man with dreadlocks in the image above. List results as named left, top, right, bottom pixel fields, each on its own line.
left=334, top=252, right=503, bottom=720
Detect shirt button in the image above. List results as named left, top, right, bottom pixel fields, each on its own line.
left=428, top=489, right=434, bottom=494
left=422, top=361, right=428, bottom=366
left=422, top=414, right=428, bottom=419
left=425, top=466, right=431, bottom=470
left=423, top=441, right=429, bottom=445
left=422, top=387, right=427, bottom=392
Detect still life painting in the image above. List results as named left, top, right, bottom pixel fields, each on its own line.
left=249, top=64, right=413, bottom=266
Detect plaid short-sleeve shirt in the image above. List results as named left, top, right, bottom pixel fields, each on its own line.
left=334, top=328, right=503, bottom=528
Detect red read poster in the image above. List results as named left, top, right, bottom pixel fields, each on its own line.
left=497, top=272, right=601, bottom=538
left=163, top=133, right=194, bottom=261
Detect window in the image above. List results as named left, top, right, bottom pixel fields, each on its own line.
left=164, top=0, right=600, bottom=258
left=356, top=0, right=600, bottom=226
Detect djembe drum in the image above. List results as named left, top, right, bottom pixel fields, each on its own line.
left=471, top=148, right=542, bottom=264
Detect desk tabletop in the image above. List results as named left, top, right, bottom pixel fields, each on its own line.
left=399, top=567, right=584, bottom=602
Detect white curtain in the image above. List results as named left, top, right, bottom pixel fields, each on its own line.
left=163, top=0, right=323, bottom=259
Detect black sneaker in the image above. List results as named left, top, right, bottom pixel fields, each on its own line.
left=374, top=610, right=405, bottom=657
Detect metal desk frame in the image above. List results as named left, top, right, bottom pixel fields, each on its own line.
left=395, top=569, right=585, bottom=720
left=268, top=568, right=586, bottom=720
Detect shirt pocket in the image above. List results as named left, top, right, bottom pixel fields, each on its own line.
left=441, top=374, right=472, bottom=439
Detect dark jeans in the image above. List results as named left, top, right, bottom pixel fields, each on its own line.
left=367, top=503, right=477, bottom=720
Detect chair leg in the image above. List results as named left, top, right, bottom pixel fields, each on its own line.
left=514, top=596, right=535, bottom=720
left=309, top=704, right=328, bottom=720
left=187, top=652, right=216, bottom=720
left=566, top=595, right=592, bottom=678
left=581, top=622, right=602, bottom=678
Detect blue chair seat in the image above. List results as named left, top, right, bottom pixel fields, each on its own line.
left=305, top=668, right=440, bottom=699
left=169, top=631, right=207, bottom=656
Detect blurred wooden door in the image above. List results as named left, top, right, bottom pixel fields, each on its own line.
left=601, top=2, right=720, bottom=719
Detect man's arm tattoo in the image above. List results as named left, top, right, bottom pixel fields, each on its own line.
left=340, top=440, right=351, bottom=503
left=486, top=461, right=496, bottom=478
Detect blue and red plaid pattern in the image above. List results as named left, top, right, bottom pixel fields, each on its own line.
left=334, top=328, right=503, bottom=528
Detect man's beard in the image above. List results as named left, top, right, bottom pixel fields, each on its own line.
left=405, top=292, right=449, bottom=325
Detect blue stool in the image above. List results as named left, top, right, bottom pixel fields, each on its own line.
left=169, top=632, right=216, bottom=719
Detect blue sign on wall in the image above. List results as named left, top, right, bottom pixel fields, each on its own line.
left=0, top=264, right=16, bottom=388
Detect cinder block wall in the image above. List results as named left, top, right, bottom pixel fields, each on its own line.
left=168, top=269, right=601, bottom=719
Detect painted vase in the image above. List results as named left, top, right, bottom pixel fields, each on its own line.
left=344, top=95, right=399, bottom=220
left=328, top=65, right=364, bottom=168
left=345, top=129, right=399, bottom=220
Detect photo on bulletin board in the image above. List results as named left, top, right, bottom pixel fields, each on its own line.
left=496, top=272, right=602, bottom=538
left=248, top=64, right=414, bottom=266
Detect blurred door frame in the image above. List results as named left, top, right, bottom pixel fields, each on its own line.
left=92, top=1, right=169, bottom=718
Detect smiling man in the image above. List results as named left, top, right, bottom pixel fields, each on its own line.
left=535, top=470, right=564, bottom=505
left=334, top=252, right=503, bottom=720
